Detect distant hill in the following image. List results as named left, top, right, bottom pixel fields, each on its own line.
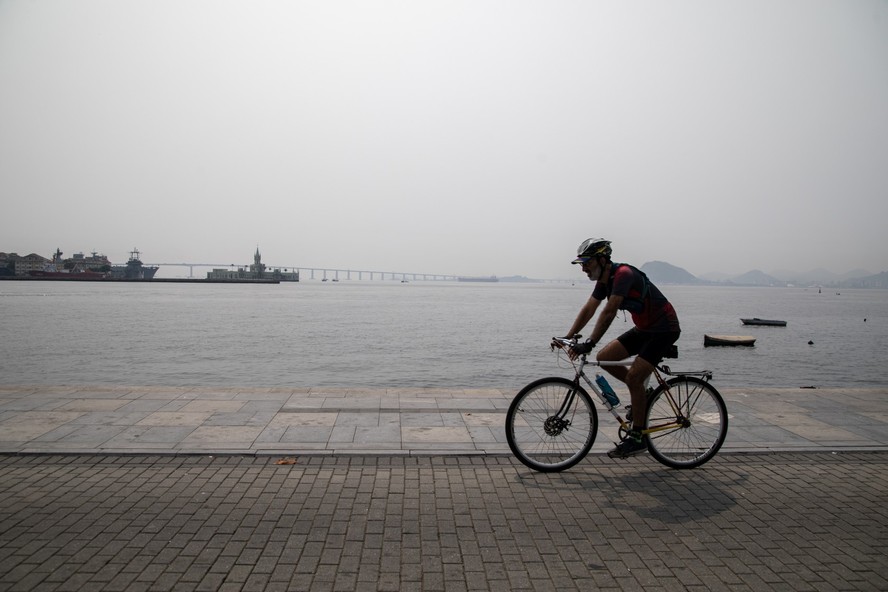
left=769, top=268, right=874, bottom=284
left=638, top=264, right=788, bottom=287
left=640, top=261, right=701, bottom=285
left=498, top=275, right=543, bottom=283
left=770, top=267, right=835, bottom=283
left=725, top=269, right=786, bottom=287
left=837, top=271, right=888, bottom=289
left=841, top=268, right=875, bottom=281
left=698, top=271, right=732, bottom=282
left=541, top=263, right=886, bottom=288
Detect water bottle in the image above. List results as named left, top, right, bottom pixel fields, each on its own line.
left=595, top=374, right=620, bottom=407
left=596, top=375, right=620, bottom=407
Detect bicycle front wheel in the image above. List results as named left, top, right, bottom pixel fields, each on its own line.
left=645, top=376, right=728, bottom=469
left=505, top=377, right=598, bottom=472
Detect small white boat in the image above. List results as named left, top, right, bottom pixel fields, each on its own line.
left=741, top=318, right=787, bottom=327
left=704, top=334, right=756, bottom=347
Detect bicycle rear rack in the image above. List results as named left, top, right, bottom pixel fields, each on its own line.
left=658, top=366, right=713, bottom=381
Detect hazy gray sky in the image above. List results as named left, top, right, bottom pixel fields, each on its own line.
left=2, top=0, right=886, bottom=278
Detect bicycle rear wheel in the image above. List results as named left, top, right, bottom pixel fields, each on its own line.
left=645, top=376, right=727, bottom=469
left=505, top=377, right=598, bottom=472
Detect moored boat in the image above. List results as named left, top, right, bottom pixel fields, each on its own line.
left=110, top=249, right=159, bottom=280
left=741, top=318, right=787, bottom=326
left=704, top=334, right=756, bottom=347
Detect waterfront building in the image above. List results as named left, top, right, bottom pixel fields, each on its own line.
left=0, top=253, right=16, bottom=276
left=206, top=248, right=299, bottom=282
left=2, top=253, right=50, bottom=276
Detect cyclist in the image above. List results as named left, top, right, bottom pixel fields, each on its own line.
left=563, top=238, right=681, bottom=458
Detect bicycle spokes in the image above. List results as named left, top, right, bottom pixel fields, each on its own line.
left=506, top=378, right=599, bottom=473
left=644, top=376, right=728, bottom=469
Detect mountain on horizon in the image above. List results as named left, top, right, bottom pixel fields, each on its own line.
left=696, top=266, right=878, bottom=286
left=686, top=268, right=786, bottom=287
left=638, top=264, right=876, bottom=287
left=546, top=263, right=885, bottom=287
left=769, top=267, right=874, bottom=283
left=698, top=270, right=732, bottom=282
left=729, top=269, right=785, bottom=287
left=639, top=261, right=700, bottom=285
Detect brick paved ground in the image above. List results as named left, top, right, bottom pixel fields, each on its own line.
left=1, top=452, right=886, bottom=592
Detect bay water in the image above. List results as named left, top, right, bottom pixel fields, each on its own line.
left=1, top=281, right=885, bottom=390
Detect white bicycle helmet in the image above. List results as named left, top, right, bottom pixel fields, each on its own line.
left=572, top=238, right=612, bottom=264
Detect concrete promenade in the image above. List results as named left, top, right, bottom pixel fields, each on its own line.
left=1, top=385, right=887, bottom=456
left=1, top=385, right=887, bottom=591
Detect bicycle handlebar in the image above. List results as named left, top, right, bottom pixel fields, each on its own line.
left=551, top=337, right=573, bottom=354
left=551, top=336, right=594, bottom=359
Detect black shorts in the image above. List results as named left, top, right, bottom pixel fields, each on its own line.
left=617, top=328, right=681, bottom=365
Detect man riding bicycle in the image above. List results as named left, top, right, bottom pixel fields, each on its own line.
left=563, top=238, right=681, bottom=458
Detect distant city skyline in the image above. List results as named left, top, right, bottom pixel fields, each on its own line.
left=2, top=1, right=886, bottom=279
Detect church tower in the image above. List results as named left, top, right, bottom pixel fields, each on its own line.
left=250, top=247, right=266, bottom=278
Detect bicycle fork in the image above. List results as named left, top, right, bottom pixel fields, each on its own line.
left=546, top=383, right=582, bottom=436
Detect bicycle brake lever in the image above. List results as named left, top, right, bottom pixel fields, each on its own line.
left=550, top=337, right=574, bottom=351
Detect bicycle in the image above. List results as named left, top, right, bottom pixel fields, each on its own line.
left=505, top=336, right=728, bottom=472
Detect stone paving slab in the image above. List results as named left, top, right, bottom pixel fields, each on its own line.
left=0, top=385, right=887, bottom=455
left=0, top=452, right=886, bottom=591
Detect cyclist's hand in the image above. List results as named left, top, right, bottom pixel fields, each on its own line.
left=550, top=336, right=577, bottom=352
left=568, top=340, right=595, bottom=360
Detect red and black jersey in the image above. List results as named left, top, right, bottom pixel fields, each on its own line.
left=592, top=264, right=680, bottom=332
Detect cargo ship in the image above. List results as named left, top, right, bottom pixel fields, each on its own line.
left=28, top=248, right=110, bottom=279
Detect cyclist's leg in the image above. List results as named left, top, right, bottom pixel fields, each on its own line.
left=625, top=357, right=655, bottom=428
left=595, top=337, right=631, bottom=383
left=597, top=329, right=648, bottom=427
left=606, top=354, right=656, bottom=458
left=632, top=331, right=680, bottom=428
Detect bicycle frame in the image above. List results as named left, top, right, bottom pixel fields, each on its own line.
left=555, top=342, right=713, bottom=437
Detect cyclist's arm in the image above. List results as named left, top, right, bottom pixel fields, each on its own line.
left=566, top=294, right=601, bottom=338
left=586, top=294, right=623, bottom=346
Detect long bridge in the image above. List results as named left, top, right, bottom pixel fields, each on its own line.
left=145, top=262, right=463, bottom=281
